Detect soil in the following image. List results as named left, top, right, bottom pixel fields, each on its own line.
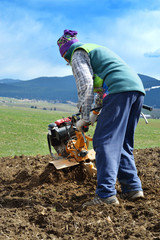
left=0, top=148, right=160, bottom=240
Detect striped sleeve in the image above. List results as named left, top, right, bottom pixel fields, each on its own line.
left=71, top=50, right=94, bottom=122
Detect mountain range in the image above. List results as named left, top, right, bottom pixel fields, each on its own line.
left=0, top=74, right=160, bottom=108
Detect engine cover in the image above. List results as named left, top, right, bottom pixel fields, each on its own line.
left=48, top=118, right=76, bottom=156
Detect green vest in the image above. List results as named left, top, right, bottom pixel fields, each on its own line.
left=65, top=42, right=145, bottom=95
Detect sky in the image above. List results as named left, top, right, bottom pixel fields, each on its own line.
left=0, top=0, right=160, bottom=80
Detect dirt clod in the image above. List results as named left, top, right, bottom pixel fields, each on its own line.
left=0, top=148, right=160, bottom=239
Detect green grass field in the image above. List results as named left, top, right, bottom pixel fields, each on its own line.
left=0, top=105, right=159, bottom=157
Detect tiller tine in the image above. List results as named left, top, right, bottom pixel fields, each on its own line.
left=49, top=149, right=96, bottom=170
left=49, top=156, right=79, bottom=170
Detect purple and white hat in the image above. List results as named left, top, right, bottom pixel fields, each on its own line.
left=57, top=29, right=79, bottom=57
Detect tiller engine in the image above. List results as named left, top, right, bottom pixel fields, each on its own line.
left=47, top=114, right=96, bottom=176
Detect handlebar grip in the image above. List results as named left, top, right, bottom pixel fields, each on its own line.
left=142, top=104, right=153, bottom=111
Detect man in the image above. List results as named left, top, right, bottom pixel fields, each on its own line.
left=57, top=29, right=145, bottom=206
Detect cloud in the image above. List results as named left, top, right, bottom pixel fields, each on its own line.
left=85, top=9, right=160, bottom=79
left=0, top=2, right=65, bottom=79
left=0, top=1, right=160, bottom=80
left=144, top=49, right=160, bottom=58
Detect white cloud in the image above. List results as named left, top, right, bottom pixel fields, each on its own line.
left=85, top=9, right=160, bottom=79
left=144, top=49, right=160, bottom=58
left=0, top=2, right=160, bottom=80
left=0, top=4, right=62, bottom=79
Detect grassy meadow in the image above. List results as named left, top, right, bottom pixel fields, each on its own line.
left=0, top=104, right=159, bottom=157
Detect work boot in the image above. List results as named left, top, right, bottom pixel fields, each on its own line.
left=82, top=194, right=119, bottom=207
left=120, top=190, right=144, bottom=201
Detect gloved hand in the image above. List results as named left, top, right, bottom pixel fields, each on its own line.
left=90, top=111, right=99, bottom=126
left=76, top=119, right=89, bottom=132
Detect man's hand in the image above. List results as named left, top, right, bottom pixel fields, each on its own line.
left=90, top=111, right=99, bottom=126
left=76, top=119, right=89, bottom=132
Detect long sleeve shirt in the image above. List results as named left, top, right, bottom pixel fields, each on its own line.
left=72, top=49, right=102, bottom=121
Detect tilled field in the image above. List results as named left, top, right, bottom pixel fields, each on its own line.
left=0, top=148, right=160, bottom=240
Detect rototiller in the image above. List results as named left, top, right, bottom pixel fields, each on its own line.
left=47, top=112, right=97, bottom=176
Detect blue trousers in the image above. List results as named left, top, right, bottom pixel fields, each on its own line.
left=93, top=91, right=144, bottom=198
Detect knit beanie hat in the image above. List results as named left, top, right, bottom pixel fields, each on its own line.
left=57, top=29, right=79, bottom=57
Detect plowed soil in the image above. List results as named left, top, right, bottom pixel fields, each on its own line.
left=0, top=148, right=160, bottom=240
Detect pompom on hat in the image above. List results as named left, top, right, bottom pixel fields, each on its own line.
left=57, top=29, right=79, bottom=57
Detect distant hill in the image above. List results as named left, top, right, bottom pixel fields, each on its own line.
left=0, top=74, right=160, bottom=108
left=0, top=79, right=21, bottom=84
left=0, top=76, right=78, bottom=102
left=138, top=74, right=160, bottom=88
left=138, top=74, right=160, bottom=108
